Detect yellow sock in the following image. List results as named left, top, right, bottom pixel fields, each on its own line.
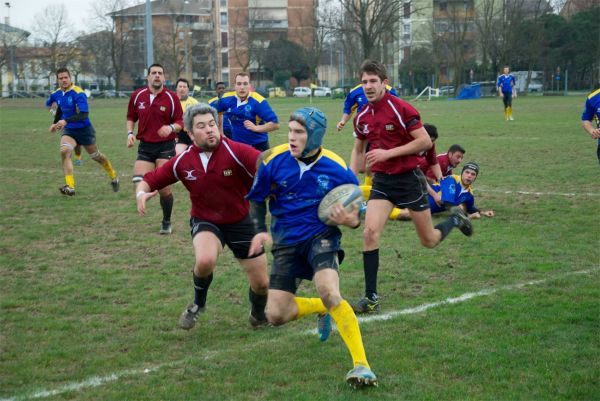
left=389, top=207, right=402, bottom=220
left=75, top=154, right=81, bottom=161
left=508, top=106, right=512, bottom=118
left=294, top=297, right=327, bottom=320
left=65, top=175, right=75, bottom=189
left=101, top=159, right=117, bottom=180
left=359, top=185, right=371, bottom=200
left=364, top=175, right=372, bottom=186
left=504, top=108, right=508, bottom=119
left=329, top=300, right=369, bottom=368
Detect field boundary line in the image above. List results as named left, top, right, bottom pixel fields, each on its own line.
left=2, top=267, right=597, bottom=401
left=1, top=167, right=599, bottom=197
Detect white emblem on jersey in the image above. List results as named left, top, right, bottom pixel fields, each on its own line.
left=183, top=169, right=197, bottom=180
left=362, top=124, right=369, bottom=134
left=138, top=101, right=146, bottom=109
left=223, top=169, right=232, bottom=176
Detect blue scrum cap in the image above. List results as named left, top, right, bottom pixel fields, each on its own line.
left=291, top=107, right=327, bottom=156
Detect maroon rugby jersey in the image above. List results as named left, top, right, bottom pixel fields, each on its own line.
left=127, top=87, right=184, bottom=143
left=425, top=152, right=454, bottom=181
left=143, top=138, right=260, bottom=224
left=353, top=91, right=424, bottom=174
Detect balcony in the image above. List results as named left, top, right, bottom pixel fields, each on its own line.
left=192, top=22, right=214, bottom=31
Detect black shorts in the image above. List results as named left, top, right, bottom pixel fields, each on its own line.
left=269, top=227, right=343, bottom=294
left=137, top=140, right=176, bottom=162
left=63, top=125, right=96, bottom=146
left=177, top=130, right=192, bottom=146
left=370, top=169, right=430, bottom=211
left=189, top=215, right=264, bottom=260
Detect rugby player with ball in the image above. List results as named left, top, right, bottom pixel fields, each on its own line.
left=247, top=107, right=378, bottom=387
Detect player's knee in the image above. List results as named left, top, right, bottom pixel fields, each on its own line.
left=90, top=150, right=104, bottom=162
left=419, top=233, right=439, bottom=248
left=194, top=255, right=217, bottom=273
left=132, top=175, right=144, bottom=184
left=60, top=143, right=73, bottom=156
left=266, top=308, right=287, bottom=326
left=363, top=226, right=380, bottom=247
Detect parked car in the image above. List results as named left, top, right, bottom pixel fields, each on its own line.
left=268, top=87, right=286, bottom=98
left=313, top=86, right=332, bottom=97
left=292, top=87, right=311, bottom=97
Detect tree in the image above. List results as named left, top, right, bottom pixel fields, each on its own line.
left=263, top=39, right=310, bottom=84
left=31, top=4, right=77, bottom=82
left=89, top=0, right=135, bottom=91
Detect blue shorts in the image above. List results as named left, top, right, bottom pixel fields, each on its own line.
left=269, top=226, right=343, bottom=294
left=63, top=125, right=96, bottom=146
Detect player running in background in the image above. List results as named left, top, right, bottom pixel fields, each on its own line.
left=214, top=72, right=279, bottom=151
left=247, top=107, right=378, bottom=387
left=581, top=87, right=600, bottom=164
left=46, top=67, right=119, bottom=196
left=209, top=81, right=232, bottom=139
left=175, top=78, right=199, bottom=155
left=136, top=103, right=269, bottom=330
left=497, top=66, right=517, bottom=121
left=127, top=63, right=184, bottom=235
left=351, top=60, right=473, bottom=314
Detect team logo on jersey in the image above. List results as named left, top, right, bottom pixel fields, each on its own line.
left=316, top=174, right=331, bottom=196
left=160, top=106, right=166, bottom=112
left=359, top=124, right=369, bottom=134
left=385, top=124, right=394, bottom=131
left=223, top=169, right=232, bottom=176
left=138, top=102, right=146, bottom=110
left=183, top=169, right=197, bottom=180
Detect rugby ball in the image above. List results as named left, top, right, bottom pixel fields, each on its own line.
left=318, top=184, right=364, bottom=226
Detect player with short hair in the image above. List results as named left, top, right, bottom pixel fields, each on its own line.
left=175, top=78, right=199, bottom=155
left=425, top=144, right=466, bottom=181
left=46, top=67, right=119, bottom=196
left=136, top=103, right=269, bottom=330
left=127, top=63, right=184, bottom=234
left=214, top=72, right=279, bottom=151
left=351, top=60, right=473, bottom=314
left=209, top=81, right=232, bottom=139
left=497, top=66, right=517, bottom=121
left=581, top=87, right=600, bottom=164
left=429, top=162, right=495, bottom=218
left=247, top=107, right=377, bottom=387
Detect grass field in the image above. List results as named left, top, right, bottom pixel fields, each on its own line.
left=0, top=94, right=599, bottom=401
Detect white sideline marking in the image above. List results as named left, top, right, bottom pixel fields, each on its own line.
left=3, top=268, right=597, bottom=401
left=2, top=166, right=599, bottom=198
left=476, top=187, right=600, bottom=197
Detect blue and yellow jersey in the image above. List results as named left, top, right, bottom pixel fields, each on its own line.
left=246, top=144, right=359, bottom=245
left=496, top=74, right=516, bottom=94
left=214, top=91, right=278, bottom=145
left=45, top=85, right=91, bottom=129
left=180, top=96, right=199, bottom=113
left=342, top=84, right=398, bottom=115
left=582, top=88, right=600, bottom=145
left=428, top=175, right=477, bottom=214
left=209, top=96, right=232, bottom=134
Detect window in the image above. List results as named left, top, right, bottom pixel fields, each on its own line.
left=221, top=0, right=227, bottom=7
left=221, top=32, right=228, bottom=47
left=439, top=2, right=447, bottom=11
left=403, top=2, right=410, bottom=18
left=221, top=12, right=228, bottom=27
left=222, top=53, right=229, bottom=67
